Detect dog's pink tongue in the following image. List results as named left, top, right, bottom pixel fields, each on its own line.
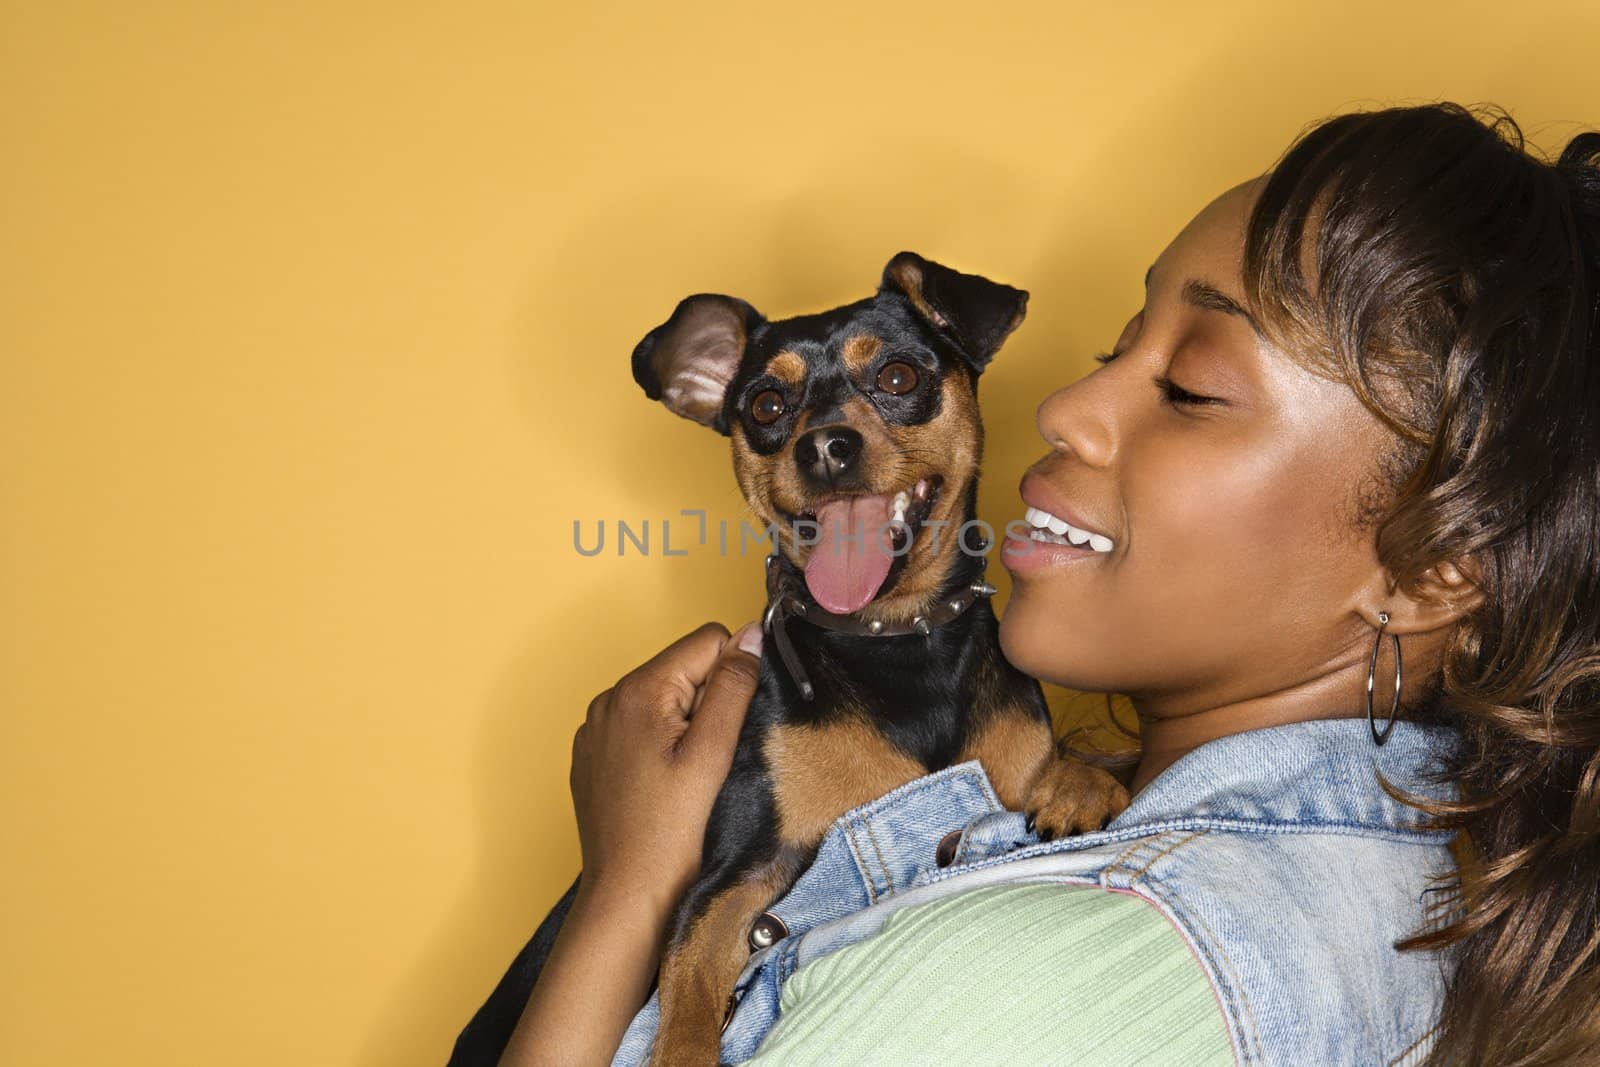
left=804, top=495, right=895, bottom=615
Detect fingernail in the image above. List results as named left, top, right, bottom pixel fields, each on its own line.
left=736, top=621, right=763, bottom=656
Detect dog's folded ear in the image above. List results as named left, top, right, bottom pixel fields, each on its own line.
left=879, top=252, right=1029, bottom=373
left=632, top=294, right=764, bottom=434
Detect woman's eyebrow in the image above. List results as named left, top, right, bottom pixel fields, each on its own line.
left=1146, top=263, right=1263, bottom=338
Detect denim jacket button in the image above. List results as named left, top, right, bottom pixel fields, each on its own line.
left=748, top=912, right=789, bottom=951
left=935, top=829, right=964, bottom=868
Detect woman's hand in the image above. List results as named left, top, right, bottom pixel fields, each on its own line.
left=571, top=619, right=765, bottom=918
left=501, top=619, right=764, bottom=1067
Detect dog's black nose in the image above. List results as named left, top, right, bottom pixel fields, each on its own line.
left=794, top=425, right=863, bottom=486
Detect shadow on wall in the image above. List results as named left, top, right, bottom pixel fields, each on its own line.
left=356, top=78, right=1313, bottom=1064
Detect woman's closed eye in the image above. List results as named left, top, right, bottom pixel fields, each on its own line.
left=1092, top=350, right=1222, bottom=408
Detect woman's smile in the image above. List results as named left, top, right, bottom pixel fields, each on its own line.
left=1001, top=467, right=1118, bottom=573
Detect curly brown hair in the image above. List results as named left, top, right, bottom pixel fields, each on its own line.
left=1238, top=101, right=1600, bottom=1066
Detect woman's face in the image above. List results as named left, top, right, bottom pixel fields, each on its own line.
left=999, top=178, right=1401, bottom=719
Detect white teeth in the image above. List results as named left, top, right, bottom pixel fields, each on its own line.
left=891, top=490, right=910, bottom=524
left=1019, top=506, right=1114, bottom=553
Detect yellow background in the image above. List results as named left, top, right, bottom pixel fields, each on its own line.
left=3, top=2, right=1596, bottom=1063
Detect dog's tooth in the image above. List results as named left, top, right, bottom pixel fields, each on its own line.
left=913, top=478, right=930, bottom=501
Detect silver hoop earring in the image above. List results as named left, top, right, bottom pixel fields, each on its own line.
left=1367, top=610, right=1401, bottom=746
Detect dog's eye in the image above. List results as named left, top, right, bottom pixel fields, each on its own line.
left=750, top=389, right=787, bottom=425
left=876, top=361, right=919, bottom=395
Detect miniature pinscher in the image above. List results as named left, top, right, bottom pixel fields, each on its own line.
left=448, top=252, right=1132, bottom=1066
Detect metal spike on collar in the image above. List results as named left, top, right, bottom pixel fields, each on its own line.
left=970, top=580, right=998, bottom=597
left=911, top=616, right=931, bottom=636
left=867, top=619, right=883, bottom=635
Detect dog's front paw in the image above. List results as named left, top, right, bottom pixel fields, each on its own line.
left=1023, top=757, right=1131, bottom=841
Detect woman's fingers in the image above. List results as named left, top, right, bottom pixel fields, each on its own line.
left=678, top=621, right=763, bottom=769
left=592, top=621, right=760, bottom=764
left=612, top=621, right=730, bottom=722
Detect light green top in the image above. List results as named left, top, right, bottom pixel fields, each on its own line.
left=745, top=882, right=1234, bottom=1066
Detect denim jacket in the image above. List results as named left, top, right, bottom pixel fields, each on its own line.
left=613, top=717, right=1463, bottom=1066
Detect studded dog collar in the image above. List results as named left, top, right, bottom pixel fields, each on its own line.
left=760, top=553, right=998, bottom=701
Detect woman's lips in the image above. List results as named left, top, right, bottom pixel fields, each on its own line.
left=1005, top=469, right=1116, bottom=575
left=1017, top=471, right=1115, bottom=549
left=1000, top=525, right=1104, bottom=574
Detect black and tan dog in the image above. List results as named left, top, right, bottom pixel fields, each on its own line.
left=449, top=252, right=1131, bottom=1066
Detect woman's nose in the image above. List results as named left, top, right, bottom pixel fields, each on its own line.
left=1035, top=373, right=1116, bottom=467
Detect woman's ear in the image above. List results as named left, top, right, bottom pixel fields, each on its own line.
left=879, top=251, right=1029, bottom=374
left=631, top=294, right=764, bottom=434
left=1418, top=558, right=1487, bottom=628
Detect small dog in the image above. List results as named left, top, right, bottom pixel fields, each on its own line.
left=449, top=252, right=1131, bottom=1066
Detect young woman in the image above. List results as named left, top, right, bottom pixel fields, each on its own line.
left=493, top=102, right=1600, bottom=1065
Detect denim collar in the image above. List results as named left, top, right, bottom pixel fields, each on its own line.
left=1107, top=716, right=1464, bottom=838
